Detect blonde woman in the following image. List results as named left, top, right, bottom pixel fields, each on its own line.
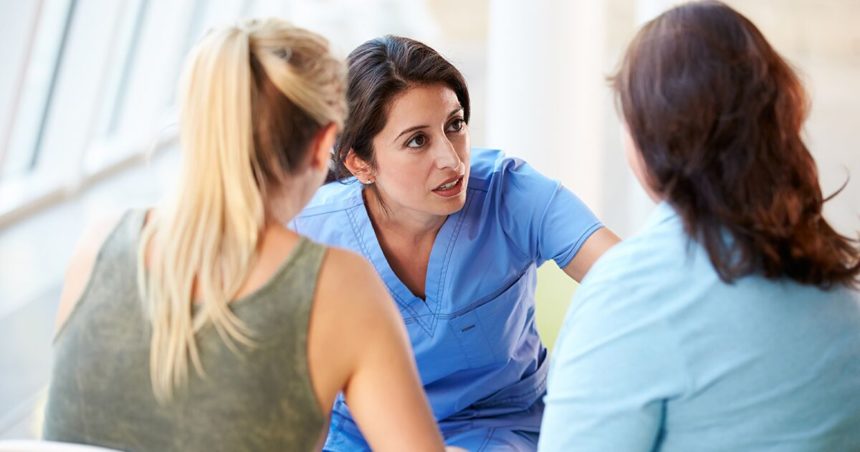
left=43, top=19, right=445, bottom=451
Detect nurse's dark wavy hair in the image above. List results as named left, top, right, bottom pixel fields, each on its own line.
left=328, top=35, right=470, bottom=181
left=611, top=0, right=859, bottom=288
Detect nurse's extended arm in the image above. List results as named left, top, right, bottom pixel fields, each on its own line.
left=562, top=228, right=620, bottom=281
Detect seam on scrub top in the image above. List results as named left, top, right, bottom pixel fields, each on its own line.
left=537, top=184, right=605, bottom=269
left=346, top=205, right=429, bottom=333
left=431, top=191, right=473, bottom=334
left=477, top=427, right=495, bottom=452
left=470, top=361, right=548, bottom=407
left=445, top=264, right=530, bottom=318
left=560, top=220, right=604, bottom=268
left=533, top=182, right=562, bottom=263
left=393, top=290, right=433, bottom=335
left=482, top=379, right=546, bottom=405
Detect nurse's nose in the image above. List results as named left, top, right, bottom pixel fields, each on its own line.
left=434, top=138, right=461, bottom=171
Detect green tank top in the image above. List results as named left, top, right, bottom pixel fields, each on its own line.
left=43, top=209, right=328, bottom=451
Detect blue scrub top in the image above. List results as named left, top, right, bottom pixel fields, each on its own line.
left=292, top=148, right=602, bottom=447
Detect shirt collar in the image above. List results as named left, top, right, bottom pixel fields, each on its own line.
left=640, top=200, right=680, bottom=232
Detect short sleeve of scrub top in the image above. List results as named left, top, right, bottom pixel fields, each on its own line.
left=481, top=151, right=604, bottom=268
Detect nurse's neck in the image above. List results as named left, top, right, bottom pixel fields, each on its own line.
left=364, top=187, right=446, bottom=245
left=364, top=186, right=443, bottom=300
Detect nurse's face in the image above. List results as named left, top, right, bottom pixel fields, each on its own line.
left=365, top=84, right=470, bottom=219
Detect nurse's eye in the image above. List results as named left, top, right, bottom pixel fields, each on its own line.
left=406, top=133, right=428, bottom=149
left=446, top=118, right=466, bottom=133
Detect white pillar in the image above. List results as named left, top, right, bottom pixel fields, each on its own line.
left=485, top=0, right=608, bottom=219
left=636, top=0, right=676, bottom=23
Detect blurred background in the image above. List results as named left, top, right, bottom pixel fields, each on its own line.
left=1, top=0, right=858, bottom=439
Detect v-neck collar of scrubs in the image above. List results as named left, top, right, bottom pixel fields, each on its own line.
left=345, top=186, right=470, bottom=336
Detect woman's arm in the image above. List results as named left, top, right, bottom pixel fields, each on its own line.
left=562, top=227, right=620, bottom=281
left=310, top=249, right=445, bottom=452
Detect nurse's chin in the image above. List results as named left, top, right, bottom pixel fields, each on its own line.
left=429, top=193, right=467, bottom=217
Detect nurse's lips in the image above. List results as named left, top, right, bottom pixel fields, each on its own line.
left=432, top=176, right=464, bottom=197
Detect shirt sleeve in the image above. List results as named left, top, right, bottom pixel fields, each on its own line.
left=538, top=260, right=689, bottom=451
left=495, top=157, right=602, bottom=268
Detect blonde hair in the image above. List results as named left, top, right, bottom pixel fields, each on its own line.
left=137, top=18, right=345, bottom=402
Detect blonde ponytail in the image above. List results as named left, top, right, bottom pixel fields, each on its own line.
left=138, top=19, right=345, bottom=402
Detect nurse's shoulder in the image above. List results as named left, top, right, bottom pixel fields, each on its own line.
left=468, top=147, right=560, bottom=200
left=468, top=147, right=542, bottom=191
left=300, top=178, right=364, bottom=217
left=291, top=178, right=364, bottom=239
left=467, top=147, right=505, bottom=186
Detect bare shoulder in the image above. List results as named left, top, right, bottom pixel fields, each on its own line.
left=311, top=246, right=405, bottom=356
left=306, top=245, right=402, bottom=411
left=55, top=210, right=130, bottom=333
left=315, top=247, right=393, bottom=320
left=318, top=247, right=377, bottom=287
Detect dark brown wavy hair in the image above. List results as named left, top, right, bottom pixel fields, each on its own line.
left=611, top=0, right=859, bottom=288
left=327, top=35, right=470, bottom=182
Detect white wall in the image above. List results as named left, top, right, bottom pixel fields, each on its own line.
left=484, top=0, right=860, bottom=237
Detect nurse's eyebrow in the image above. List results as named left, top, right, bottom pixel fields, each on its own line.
left=394, top=125, right=428, bottom=143
left=393, top=107, right=464, bottom=143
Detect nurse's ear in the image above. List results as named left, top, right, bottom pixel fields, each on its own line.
left=344, top=149, right=376, bottom=184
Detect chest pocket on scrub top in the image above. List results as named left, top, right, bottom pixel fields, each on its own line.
left=447, top=273, right=533, bottom=369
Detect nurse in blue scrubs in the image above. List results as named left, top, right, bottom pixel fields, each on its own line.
left=291, top=35, right=619, bottom=451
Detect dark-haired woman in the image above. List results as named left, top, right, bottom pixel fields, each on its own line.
left=291, top=36, right=619, bottom=450
left=540, top=1, right=860, bottom=451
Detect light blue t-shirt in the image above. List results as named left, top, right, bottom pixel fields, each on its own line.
left=540, top=202, right=860, bottom=452
left=292, top=148, right=602, bottom=450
